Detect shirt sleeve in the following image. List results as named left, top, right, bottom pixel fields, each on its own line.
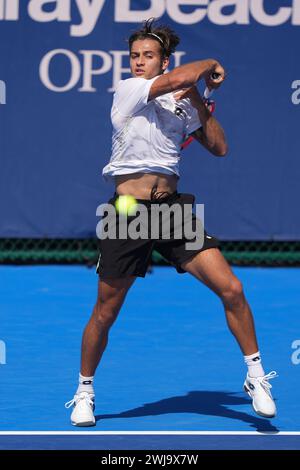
left=185, top=102, right=202, bottom=135
left=113, top=76, right=159, bottom=117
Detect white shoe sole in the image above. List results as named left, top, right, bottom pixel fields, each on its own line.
left=244, top=383, right=276, bottom=418
left=71, top=420, right=96, bottom=427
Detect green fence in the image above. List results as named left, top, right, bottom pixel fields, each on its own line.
left=0, top=239, right=300, bottom=266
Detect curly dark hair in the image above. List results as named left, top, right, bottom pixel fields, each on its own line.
left=128, top=18, right=180, bottom=58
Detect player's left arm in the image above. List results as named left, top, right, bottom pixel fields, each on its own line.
left=175, top=86, right=228, bottom=157
left=191, top=99, right=228, bottom=157
left=191, top=119, right=227, bottom=157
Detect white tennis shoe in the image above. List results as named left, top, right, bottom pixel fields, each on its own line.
left=244, top=371, right=278, bottom=418
left=65, top=392, right=96, bottom=426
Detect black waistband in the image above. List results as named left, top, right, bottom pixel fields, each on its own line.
left=113, top=191, right=179, bottom=205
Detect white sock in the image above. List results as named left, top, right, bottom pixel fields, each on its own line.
left=76, top=373, right=95, bottom=396
left=244, top=351, right=265, bottom=378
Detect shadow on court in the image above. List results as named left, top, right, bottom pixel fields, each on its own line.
left=96, top=391, right=279, bottom=433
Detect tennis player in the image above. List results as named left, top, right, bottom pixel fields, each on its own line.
left=65, top=19, right=277, bottom=426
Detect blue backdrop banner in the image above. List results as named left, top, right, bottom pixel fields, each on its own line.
left=0, top=0, right=299, bottom=240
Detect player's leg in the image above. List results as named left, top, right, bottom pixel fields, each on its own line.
left=180, top=248, right=277, bottom=418
left=66, top=192, right=155, bottom=425
left=181, top=248, right=257, bottom=356
left=81, top=275, right=136, bottom=377
left=65, top=275, right=136, bottom=426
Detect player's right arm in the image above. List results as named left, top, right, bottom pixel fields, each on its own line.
left=149, top=59, right=225, bottom=101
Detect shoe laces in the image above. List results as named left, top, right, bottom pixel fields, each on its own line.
left=65, top=392, right=94, bottom=409
left=256, top=371, right=278, bottom=394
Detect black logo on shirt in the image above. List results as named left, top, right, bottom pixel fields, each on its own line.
left=175, top=106, right=184, bottom=116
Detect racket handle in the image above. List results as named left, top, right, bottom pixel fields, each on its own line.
left=203, top=87, right=214, bottom=99
left=204, top=71, right=222, bottom=98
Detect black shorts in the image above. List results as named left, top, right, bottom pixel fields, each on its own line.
left=96, top=191, right=220, bottom=278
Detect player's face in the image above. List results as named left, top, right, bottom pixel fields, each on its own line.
left=130, top=39, right=169, bottom=79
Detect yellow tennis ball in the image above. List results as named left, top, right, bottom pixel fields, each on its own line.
left=115, top=195, right=138, bottom=216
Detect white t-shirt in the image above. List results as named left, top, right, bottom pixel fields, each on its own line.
left=102, top=76, right=202, bottom=181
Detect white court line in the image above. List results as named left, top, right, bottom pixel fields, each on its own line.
left=0, top=431, right=299, bottom=435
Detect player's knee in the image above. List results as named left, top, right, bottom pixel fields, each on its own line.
left=221, top=278, right=244, bottom=306
left=93, top=301, right=119, bottom=329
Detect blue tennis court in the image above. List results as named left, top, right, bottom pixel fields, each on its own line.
left=0, top=265, right=299, bottom=449
left=2, top=0, right=300, bottom=454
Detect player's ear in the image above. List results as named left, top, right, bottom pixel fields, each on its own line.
left=161, top=56, right=169, bottom=72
